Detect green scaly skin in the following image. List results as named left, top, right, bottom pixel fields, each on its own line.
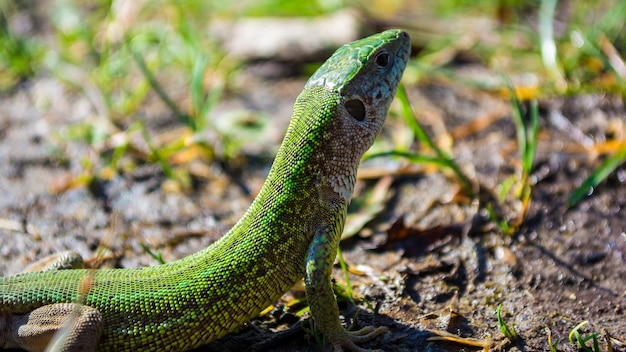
left=0, top=29, right=410, bottom=352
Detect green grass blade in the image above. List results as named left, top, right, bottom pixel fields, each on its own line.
left=539, top=0, right=565, bottom=88
left=366, top=150, right=450, bottom=167
left=568, top=321, right=588, bottom=344
left=496, top=304, right=517, bottom=340
left=129, top=40, right=195, bottom=130
left=396, top=84, right=436, bottom=150
left=395, top=85, right=474, bottom=195
left=505, top=78, right=527, bottom=166
left=191, top=54, right=208, bottom=121
left=568, top=147, right=626, bottom=207
left=523, top=100, right=539, bottom=174
left=138, top=121, right=174, bottom=178
left=335, top=246, right=354, bottom=304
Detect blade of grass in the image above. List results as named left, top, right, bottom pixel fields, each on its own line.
left=546, top=327, right=560, bottom=352
left=571, top=327, right=600, bottom=352
left=128, top=39, right=195, bottom=130
left=487, top=73, right=539, bottom=233
left=569, top=321, right=589, bottom=345
left=518, top=99, right=539, bottom=219
left=190, top=53, right=226, bottom=133
left=568, top=146, right=626, bottom=207
left=539, top=0, right=566, bottom=90
left=140, top=243, right=166, bottom=264
left=336, top=246, right=354, bottom=304
left=502, top=73, right=539, bottom=213
left=395, top=84, right=474, bottom=195
left=486, top=203, right=510, bottom=236
left=365, top=150, right=451, bottom=168
left=496, top=304, right=518, bottom=340
left=506, top=78, right=527, bottom=167
left=137, top=121, right=174, bottom=178
left=396, top=84, right=437, bottom=151
left=190, top=53, right=208, bottom=122
left=523, top=100, right=539, bottom=175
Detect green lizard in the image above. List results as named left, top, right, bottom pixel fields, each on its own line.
left=0, top=29, right=410, bottom=352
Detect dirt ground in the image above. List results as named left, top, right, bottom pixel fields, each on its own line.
left=1, top=11, right=625, bottom=352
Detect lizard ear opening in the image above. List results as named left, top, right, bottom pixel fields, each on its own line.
left=345, top=99, right=366, bottom=121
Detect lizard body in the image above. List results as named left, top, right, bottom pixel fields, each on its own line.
left=0, top=29, right=410, bottom=352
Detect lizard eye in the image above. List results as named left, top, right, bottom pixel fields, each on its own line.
left=374, top=50, right=390, bottom=68
left=345, top=99, right=366, bottom=121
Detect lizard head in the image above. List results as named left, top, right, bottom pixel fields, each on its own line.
left=303, top=29, right=411, bottom=201
left=306, top=29, right=411, bottom=116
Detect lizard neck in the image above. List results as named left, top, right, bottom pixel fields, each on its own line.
left=220, top=86, right=351, bottom=254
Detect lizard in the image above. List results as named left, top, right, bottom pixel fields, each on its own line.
left=0, top=29, right=410, bottom=352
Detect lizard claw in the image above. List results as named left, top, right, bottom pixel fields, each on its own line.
left=330, top=326, right=390, bottom=352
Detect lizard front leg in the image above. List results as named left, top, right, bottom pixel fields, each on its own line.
left=305, top=227, right=388, bottom=352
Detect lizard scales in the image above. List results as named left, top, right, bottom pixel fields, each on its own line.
left=1, top=29, right=410, bottom=351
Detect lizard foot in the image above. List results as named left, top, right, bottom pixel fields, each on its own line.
left=330, top=325, right=390, bottom=352
left=11, top=303, right=103, bottom=352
